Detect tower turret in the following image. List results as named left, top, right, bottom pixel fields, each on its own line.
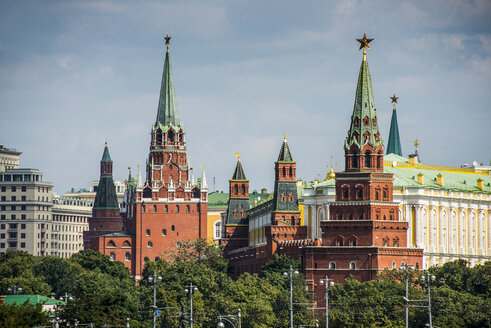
left=226, top=154, right=250, bottom=224
left=345, top=33, right=384, bottom=172
left=386, top=94, right=403, bottom=156
left=94, top=143, right=119, bottom=210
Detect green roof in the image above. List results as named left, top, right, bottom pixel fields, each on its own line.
left=232, top=159, right=247, bottom=180
left=101, top=143, right=112, bottom=162
left=386, top=106, right=402, bottom=156
left=277, top=137, right=293, bottom=162
left=345, top=55, right=383, bottom=150
left=383, top=154, right=491, bottom=193
left=4, top=295, right=65, bottom=307
left=155, top=46, right=180, bottom=129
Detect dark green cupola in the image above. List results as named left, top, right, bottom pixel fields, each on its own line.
left=93, top=143, right=119, bottom=210
left=386, top=95, right=403, bottom=156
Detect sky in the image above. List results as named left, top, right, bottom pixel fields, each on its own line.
left=1, top=0, right=490, bottom=194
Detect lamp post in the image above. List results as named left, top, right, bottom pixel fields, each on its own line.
left=148, top=273, right=162, bottom=328
left=184, top=283, right=198, bottom=328
left=283, top=266, right=299, bottom=328
left=421, top=272, right=436, bottom=328
left=60, top=292, right=74, bottom=302
left=399, top=263, right=414, bottom=328
left=319, top=276, right=334, bottom=328
left=216, top=308, right=241, bottom=328
left=7, top=286, right=23, bottom=294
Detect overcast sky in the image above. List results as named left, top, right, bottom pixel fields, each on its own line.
left=1, top=0, right=490, bottom=194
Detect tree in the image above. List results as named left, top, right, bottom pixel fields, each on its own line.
left=0, top=302, right=49, bottom=328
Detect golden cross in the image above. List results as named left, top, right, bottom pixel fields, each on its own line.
left=165, top=34, right=171, bottom=52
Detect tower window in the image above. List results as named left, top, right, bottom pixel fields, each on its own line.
left=350, top=261, right=356, bottom=270
left=186, top=205, right=190, bottom=213
left=153, top=205, right=157, bottom=213
left=357, top=188, right=363, bottom=199
left=329, top=262, right=336, bottom=270
left=365, top=152, right=371, bottom=168
left=141, top=205, right=145, bottom=213
left=343, top=188, right=349, bottom=199
left=147, top=241, right=153, bottom=248
left=162, top=229, right=166, bottom=236
left=281, top=193, right=286, bottom=202
left=164, top=205, right=168, bottom=213
left=146, top=229, right=150, bottom=236
left=171, top=225, right=175, bottom=232
left=352, top=154, right=358, bottom=168
left=234, top=210, right=238, bottom=218
left=289, top=167, right=293, bottom=177
left=176, top=205, right=179, bottom=213
left=241, top=210, right=246, bottom=218
left=125, top=252, right=131, bottom=261
left=168, top=130, right=174, bottom=142
left=241, top=185, right=245, bottom=194
left=234, top=185, right=238, bottom=194
left=282, top=167, right=286, bottom=177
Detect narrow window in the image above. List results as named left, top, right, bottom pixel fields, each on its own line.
left=241, top=185, right=245, bottom=194
left=350, top=261, right=356, bottom=270
left=109, top=252, right=116, bottom=261
left=162, top=229, right=166, bottom=236
left=329, top=262, right=336, bottom=270
left=289, top=167, right=293, bottom=177
left=365, top=152, right=371, bottom=168
left=176, top=205, right=179, bottom=213
left=141, top=205, right=145, bottom=213
left=146, top=229, right=150, bottom=236
left=153, top=205, right=157, bottom=213
left=186, top=205, right=190, bottom=213
left=125, top=252, right=131, bottom=261
left=164, top=205, right=168, bottom=213
left=147, top=241, right=153, bottom=248
left=234, top=185, right=238, bottom=194
left=171, top=225, right=175, bottom=232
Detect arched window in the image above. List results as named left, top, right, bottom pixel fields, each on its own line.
left=357, top=188, right=363, bottom=199
left=147, top=241, right=153, bottom=248
left=234, top=210, right=238, bottom=218
left=176, top=205, right=179, bottom=213
left=240, top=185, right=245, bottom=194
left=156, top=129, right=162, bottom=144
left=383, top=188, right=388, bottom=200
left=168, top=130, right=174, bottom=142
left=109, top=252, right=116, bottom=261
left=241, top=210, right=246, bottom=218
left=162, top=229, right=166, bottom=236
left=365, top=151, right=371, bottom=168
left=350, top=239, right=356, bottom=246
left=125, top=252, right=131, bottom=261
left=234, top=185, right=238, bottom=194
left=122, top=240, right=131, bottom=248
left=375, top=188, right=380, bottom=200
left=289, top=193, right=294, bottom=201
left=329, top=262, right=336, bottom=270
left=343, top=188, right=349, bottom=199
left=336, top=240, right=342, bottom=246
left=146, top=229, right=150, bottom=236
left=153, top=205, right=157, bottom=213
left=164, top=205, right=168, bottom=213
left=281, top=193, right=286, bottom=202
left=352, top=154, right=358, bottom=168
left=282, top=167, right=286, bottom=177
left=393, top=238, right=399, bottom=247
left=186, top=205, right=190, bottom=213
left=291, top=216, right=295, bottom=225
left=289, top=167, right=293, bottom=177
left=359, top=212, right=363, bottom=220
left=349, top=261, right=356, bottom=270
left=171, top=225, right=175, bottom=232
left=392, top=261, right=396, bottom=269
left=141, top=205, right=146, bottom=213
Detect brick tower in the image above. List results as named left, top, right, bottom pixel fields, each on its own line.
left=303, top=34, right=422, bottom=287
left=84, top=143, right=123, bottom=250
left=124, top=36, right=208, bottom=278
left=221, top=155, right=250, bottom=252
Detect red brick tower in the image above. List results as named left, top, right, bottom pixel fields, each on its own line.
left=303, top=35, right=422, bottom=289
left=84, top=143, right=123, bottom=250
left=125, top=36, right=208, bottom=278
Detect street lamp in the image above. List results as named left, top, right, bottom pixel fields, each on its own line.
left=184, top=283, right=198, bottom=328
left=283, top=266, right=299, bottom=328
left=421, top=272, right=436, bottom=328
left=7, top=286, right=23, bottom=294
left=216, top=308, right=241, bottom=328
left=319, top=276, right=334, bottom=328
left=399, top=263, right=415, bottom=328
left=60, top=292, right=74, bottom=302
left=148, top=273, right=162, bottom=328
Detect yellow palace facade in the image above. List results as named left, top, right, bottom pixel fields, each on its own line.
left=300, top=154, right=491, bottom=268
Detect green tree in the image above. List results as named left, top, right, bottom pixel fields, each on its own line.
left=0, top=302, right=49, bottom=328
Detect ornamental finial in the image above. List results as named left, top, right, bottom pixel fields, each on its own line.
left=414, top=139, right=419, bottom=151
left=356, top=33, right=374, bottom=61
left=390, top=94, right=399, bottom=110
left=234, top=152, right=240, bottom=162
left=165, top=34, right=171, bottom=53
left=283, top=133, right=287, bottom=141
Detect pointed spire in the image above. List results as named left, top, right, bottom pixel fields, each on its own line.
left=232, top=154, right=247, bottom=180
left=201, top=165, right=208, bottom=189
left=386, top=95, right=403, bottom=156
left=277, top=134, right=293, bottom=162
left=137, top=165, right=143, bottom=188
left=155, top=34, right=180, bottom=128
left=101, top=142, right=112, bottom=162
left=345, top=33, right=382, bottom=151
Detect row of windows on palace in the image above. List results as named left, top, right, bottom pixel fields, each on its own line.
left=1, top=186, right=50, bottom=193
left=0, top=174, right=43, bottom=182
left=310, top=260, right=418, bottom=271
left=1, top=212, right=89, bottom=223
left=141, top=204, right=200, bottom=213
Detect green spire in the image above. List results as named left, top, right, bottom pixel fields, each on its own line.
left=386, top=96, right=402, bottom=156
left=277, top=135, right=293, bottom=162
left=345, top=37, right=383, bottom=151
left=101, top=142, right=112, bottom=162
left=155, top=35, right=180, bottom=129
left=232, top=158, right=247, bottom=180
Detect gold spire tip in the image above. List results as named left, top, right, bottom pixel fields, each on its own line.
left=234, top=153, right=240, bottom=161
left=137, top=165, right=140, bottom=168
left=283, top=133, right=287, bottom=142
left=200, top=165, right=204, bottom=168
left=414, top=139, right=419, bottom=151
